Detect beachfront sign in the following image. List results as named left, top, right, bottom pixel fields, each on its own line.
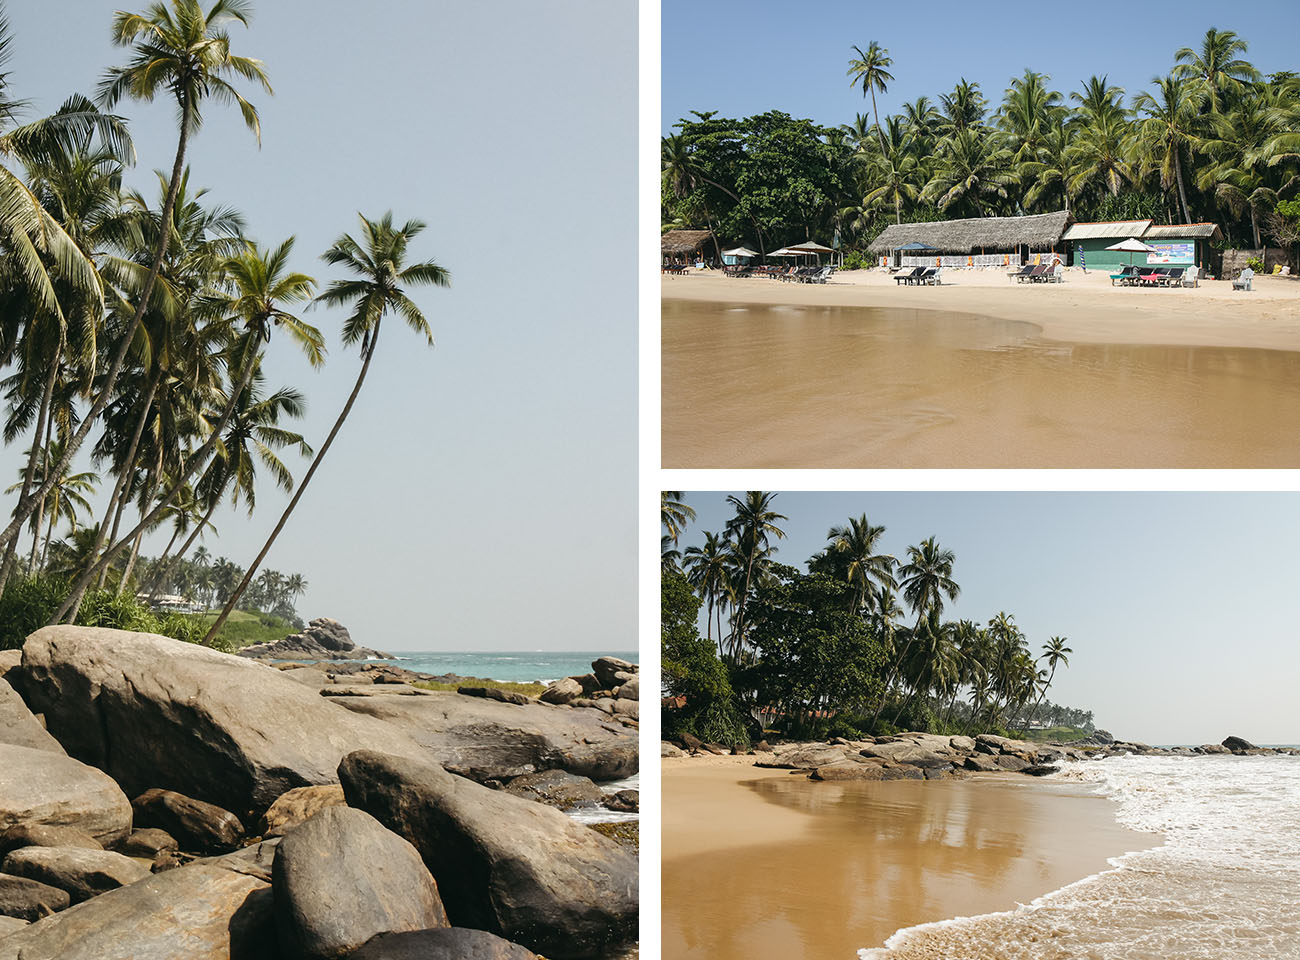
left=1146, top=242, right=1195, bottom=264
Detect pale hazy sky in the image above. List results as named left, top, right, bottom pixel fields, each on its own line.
left=673, top=492, right=1300, bottom=746
left=2, top=1, right=636, bottom=651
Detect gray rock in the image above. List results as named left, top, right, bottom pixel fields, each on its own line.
left=1200, top=743, right=1230, bottom=754
left=0, top=863, right=275, bottom=960
left=132, top=790, right=243, bottom=854
left=457, top=687, right=532, bottom=706
left=0, top=825, right=101, bottom=857
left=611, top=699, right=638, bottom=720
left=330, top=690, right=637, bottom=783
left=614, top=676, right=639, bottom=701
left=572, top=673, right=601, bottom=695
left=591, top=658, right=636, bottom=689
left=0, top=678, right=64, bottom=754
left=192, top=839, right=280, bottom=884
left=0, top=651, right=20, bottom=683
left=339, top=750, right=637, bottom=959
left=603, top=790, right=638, bottom=814
left=994, top=754, right=1030, bottom=772
left=347, top=928, right=538, bottom=960
left=963, top=754, right=1000, bottom=772
left=0, top=874, right=70, bottom=920
left=1222, top=735, right=1258, bottom=753
left=116, top=829, right=178, bottom=862
left=860, top=741, right=949, bottom=765
left=660, top=742, right=684, bottom=758
left=0, top=744, right=132, bottom=847
left=948, top=735, right=976, bottom=753
left=539, top=678, right=583, bottom=705
left=1022, top=764, right=1059, bottom=777
left=813, top=761, right=884, bottom=781
left=257, top=785, right=346, bottom=838
left=881, top=764, right=924, bottom=780
left=237, top=617, right=393, bottom=662
left=503, top=771, right=607, bottom=810
left=273, top=806, right=447, bottom=960
left=0, top=916, right=26, bottom=936
left=756, top=744, right=846, bottom=769
left=19, top=626, right=425, bottom=821
left=2, top=846, right=150, bottom=903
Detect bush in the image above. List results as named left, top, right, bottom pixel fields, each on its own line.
left=0, top=575, right=67, bottom=649
left=841, top=250, right=873, bottom=270
left=1247, top=256, right=1266, bottom=272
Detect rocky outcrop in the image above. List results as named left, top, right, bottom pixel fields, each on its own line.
left=591, top=657, right=635, bottom=689
left=755, top=744, right=846, bottom=769
left=0, top=874, right=70, bottom=921
left=273, top=806, right=447, bottom=959
left=238, top=617, right=392, bottom=661
left=0, top=863, right=275, bottom=960
left=539, top=678, right=583, bottom=705
left=0, top=825, right=101, bottom=857
left=813, top=760, right=885, bottom=781
left=329, top=690, right=637, bottom=783
left=257, top=785, right=346, bottom=838
left=338, top=750, right=637, bottom=960
left=661, top=742, right=684, bottom=758
left=503, top=770, right=608, bottom=810
left=18, top=626, right=425, bottom=821
left=0, top=678, right=64, bottom=754
left=2, top=846, right=150, bottom=903
left=1222, top=735, right=1258, bottom=753
left=347, top=928, right=539, bottom=960
left=132, top=790, right=244, bottom=854
left=0, top=744, right=132, bottom=847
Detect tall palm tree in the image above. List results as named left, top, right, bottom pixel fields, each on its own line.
left=1131, top=75, right=1207, bottom=225
left=1174, top=28, right=1259, bottom=115
left=661, top=491, right=695, bottom=547
left=0, top=0, right=270, bottom=556
left=202, top=212, right=449, bottom=644
left=939, top=79, right=987, bottom=136
left=683, top=530, right=730, bottom=651
left=847, top=42, right=894, bottom=156
left=1022, top=636, right=1072, bottom=733
left=723, top=491, right=786, bottom=661
left=862, top=116, right=920, bottom=224
left=823, top=513, right=896, bottom=613
left=921, top=127, right=1015, bottom=216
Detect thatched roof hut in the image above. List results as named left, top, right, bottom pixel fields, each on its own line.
left=868, top=211, right=1070, bottom=254
left=661, top=229, right=714, bottom=257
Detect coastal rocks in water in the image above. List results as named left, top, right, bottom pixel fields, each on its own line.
left=132, top=790, right=243, bottom=854
left=0, top=825, right=101, bottom=857
left=813, top=760, right=885, bottom=781
left=963, top=754, right=1000, bottom=773
left=19, top=626, right=425, bottom=821
left=0, top=874, right=70, bottom=921
left=539, top=678, right=583, bottom=705
left=503, top=770, right=608, bottom=810
left=238, top=617, right=392, bottom=661
left=347, top=928, right=539, bottom=960
left=860, top=741, right=950, bottom=765
left=329, top=690, right=637, bottom=783
left=339, top=750, right=637, bottom=959
left=994, top=754, right=1030, bottom=772
left=257, top=785, right=346, bottom=839
left=0, top=678, right=64, bottom=754
left=273, top=806, right=447, bottom=960
left=0, top=863, right=275, bottom=960
left=1222, top=736, right=1259, bottom=753
left=2, top=846, right=151, bottom=903
left=591, top=657, right=636, bottom=690
left=1200, top=743, right=1230, bottom=754
left=0, top=744, right=132, bottom=847
left=1022, top=764, right=1060, bottom=776
left=603, top=790, right=638, bottom=814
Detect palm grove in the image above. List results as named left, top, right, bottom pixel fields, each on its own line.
left=662, top=30, right=1300, bottom=265
left=0, top=1, right=448, bottom=649
left=662, top=493, right=1091, bottom=746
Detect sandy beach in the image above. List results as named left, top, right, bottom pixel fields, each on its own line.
left=661, top=756, right=1155, bottom=960
left=662, top=267, right=1300, bottom=351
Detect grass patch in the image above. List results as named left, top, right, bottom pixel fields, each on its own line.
left=192, top=609, right=297, bottom=650
left=1022, top=726, right=1095, bottom=743
left=412, top=677, right=547, bottom=698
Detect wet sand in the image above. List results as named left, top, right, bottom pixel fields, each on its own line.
left=661, top=757, right=1155, bottom=960
left=662, top=286, right=1300, bottom=467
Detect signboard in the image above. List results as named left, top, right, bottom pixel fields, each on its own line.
left=1146, top=242, right=1195, bottom=264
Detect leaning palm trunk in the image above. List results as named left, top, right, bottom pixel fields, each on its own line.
left=0, top=107, right=192, bottom=556
left=116, top=455, right=162, bottom=595
left=202, top=320, right=383, bottom=646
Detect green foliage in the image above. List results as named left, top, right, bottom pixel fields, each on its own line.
left=412, top=678, right=547, bottom=697
left=0, top=575, right=67, bottom=649
left=193, top=608, right=295, bottom=649
left=1081, top=190, right=1169, bottom=225
left=1247, top=256, right=1266, bottom=271
left=661, top=570, right=749, bottom=746
left=841, top=250, right=872, bottom=270
left=1276, top=199, right=1300, bottom=221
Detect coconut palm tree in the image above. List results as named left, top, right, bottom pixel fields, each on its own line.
left=201, top=212, right=449, bottom=644
left=822, top=513, right=896, bottom=613
left=683, top=530, right=731, bottom=651
left=847, top=42, right=894, bottom=156
left=922, top=127, right=1015, bottom=216
left=862, top=116, right=920, bottom=224
left=723, top=491, right=786, bottom=661
left=661, top=491, right=695, bottom=547
left=1131, top=75, right=1207, bottom=225
left=1022, top=636, right=1072, bottom=733
left=1174, top=28, right=1259, bottom=115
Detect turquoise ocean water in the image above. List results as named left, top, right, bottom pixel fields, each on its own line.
left=380, top=650, right=638, bottom=684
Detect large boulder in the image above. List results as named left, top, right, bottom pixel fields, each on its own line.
left=238, top=617, right=392, bottom=661
left=1222, top=735, right=1258, bottom=753
left=812, top=761, right=885, bottom=781
left=2, top=846, right=150, bottom=903
left=347, top=928, right=539, bottom=959
left=591, top=658, right=635, bottom=690
left=538, top=678, right=582, bottom=705
left=0, top=678, right=64, bottom=754
left=329, top=690, right=636, bottom=783
left=339, top=750, right=636, bottom=960
left=0, top=874, right=70, bottom=921
left=257, top=784, right=346, bottom=838
left=0, top=744, right=132, bottom=846
left=0, top=863, right=275, bottom=960
left=860, top=741, right=949, bottom=765
left=0, top=825, right=101, bottom=857
left=503, top=770, right=608, bottom=810
left=132, top=790, right=243, bottom=853
left=614, top=676, right=639, bottom=701
left=18, top=626, right=425, bottom=821
left=755, top=744, right=847, bottom=769
left=0, top=917, right=26, bottom=937
left=273, top=806, right=447, bottom=959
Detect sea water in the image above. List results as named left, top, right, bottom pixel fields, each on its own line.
left=861, top=754, right=1300, bottom=959
left=380, top=650, right=638, bottom=684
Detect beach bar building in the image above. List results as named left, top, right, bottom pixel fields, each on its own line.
left=1062, top=220, right=1222, bottom=272
left=661, top=229, right=714, bottom=266
left=868, top=210, right=1069, bottom=269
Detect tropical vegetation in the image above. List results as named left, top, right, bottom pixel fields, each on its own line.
left=0, top=2, right=448, bottom=647
left=662, top=29, right=1300, bottom=266
left=662, top=492, right=1095, bottom=745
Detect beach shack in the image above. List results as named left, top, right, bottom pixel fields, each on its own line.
left=1063, top=220, right=1221, bottom=272
left=868, top=210, right=1069, bottom=269
left=661, top=229, right=714, bottom=268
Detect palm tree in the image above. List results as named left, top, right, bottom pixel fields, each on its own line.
left=661, top=491, right=695, bottom=547
left=1022, top=636, right=1071, bottom=733
left=1131, top=76, right=1207, bottom=225
left=939, top=79, right=987, bottom=136
left=862, top=116, right=920, bottom=224
left=921, top=128, right=1015, bottom=216
left=0, top=0, right=270, bottom=557
left=847, top=42, right=894, bottom=156
left=661, top=132, right=767, bottom=255
left=998, top=69, right=1064, bottom=165
left=723, top=491, right=786, bottom=661
left=822, top=513, right=895, bottom=612
left=5, top=438, right=97, bottom=573
left=201, top=212, right=449, bottom=644
left=1174, top=28, right=1259, bottom=115
left=683, top=530, right=730, bottom=652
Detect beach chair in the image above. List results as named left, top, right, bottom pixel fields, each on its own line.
left=922, top=267, right=943, bottom=285
left=1047, top=263, right=1064, bottom=283
left=1232, top=267, right=1254, bottom=291
left=1164, top=267, right=1185, bottom=286
left=1019, top=264, right=1048, bottom=283
left=1008, top=264, right=1034, bottom=281
left=1109, top=265, right=1137, bottom=286
left=894, top=267, right=923, bottom=285
left=1181, top=265, right=1199, bottom=288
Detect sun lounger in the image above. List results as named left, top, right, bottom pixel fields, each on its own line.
left=1163, top=267, right=1185, bottom=286
left=1018, top=264, right=1048, bottom=283
left=895, top=267, right=924, bottom=285
left=920, top=267, right=942, bottom=285
left=1110, top=265, right=1140, bottom=286
left=1008, top=264, right=1034, bottom=281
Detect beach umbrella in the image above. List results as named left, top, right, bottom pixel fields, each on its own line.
left=895, top=241, right=938, bottom=251
left=1105, top=237, right=1157, bottom=266
left=722, top=246, right=759, bottom=258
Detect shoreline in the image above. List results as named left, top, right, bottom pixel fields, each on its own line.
left=662, top=268, right=1300, bottom=352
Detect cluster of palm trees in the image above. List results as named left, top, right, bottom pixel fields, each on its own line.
left=664, top=29, right=1300, bottom=253
left=133, top=547, right=305, bottom=620
left=0, top=1, right=448, bottom=644
left=663, top=492, right=1077, bottom=736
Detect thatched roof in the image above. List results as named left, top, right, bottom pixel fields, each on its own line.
left=868, top=211, right=1069, bottom=254
left=1062, top=220, right=1152, bottom=241
left=661, top=229, right=713, bottom=255
left=1145, top=222, right=1221, bottom=241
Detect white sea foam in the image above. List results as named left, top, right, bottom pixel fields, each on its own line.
left=859, top=754, right=1300, bottom=959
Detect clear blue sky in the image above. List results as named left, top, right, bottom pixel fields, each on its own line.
left=663, top=0, right=1298, bottom=133
left=673, top=492, right=1300, bottom=746
left=2, top=1, right=636, bottom=651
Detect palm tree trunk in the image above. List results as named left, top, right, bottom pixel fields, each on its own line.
left=871, top=88, right=887, bottom=157
left=202, top=320, right=384, bottom=646
left=118, top=453, right=162, bottom=595
left=142, top=523, right=183, bottom=601
left=1174, top=147, right=1192, bottom=224
left=0, top=101, right=191, bottom=557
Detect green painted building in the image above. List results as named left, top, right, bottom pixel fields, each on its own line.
left=1063, top=220, right=1222, bottom=273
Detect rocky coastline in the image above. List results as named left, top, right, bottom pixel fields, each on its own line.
left=237, top=617, right=395, bottom=661
left=0, top=626, right=639, bottom=959
left=662, top=728, right=1299, bottom=782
